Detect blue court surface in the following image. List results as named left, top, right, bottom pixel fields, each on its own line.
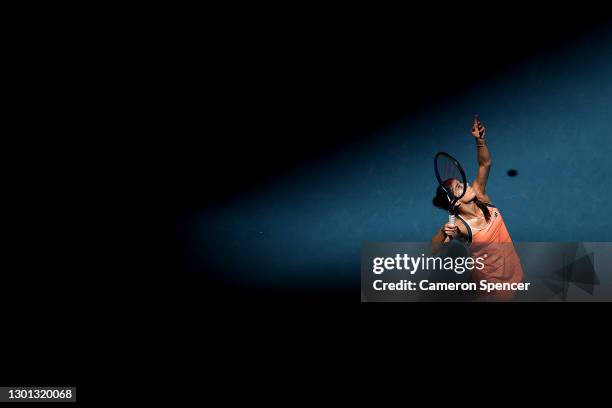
left=184, top=27, right=612, bottom=291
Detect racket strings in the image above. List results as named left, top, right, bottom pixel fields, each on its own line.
left=439, top=157, right=464, bottom=198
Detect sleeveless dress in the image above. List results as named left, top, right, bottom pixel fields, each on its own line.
left=456, top=204, right=524, bottom=300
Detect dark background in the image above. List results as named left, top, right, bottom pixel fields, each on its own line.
left=4, top=6, right=612, bottom=399
left=168, top=9, right=612, bottom=301
left=178, top=10, right=611, bottom=212
left=143, top=8, right=612, bottom=398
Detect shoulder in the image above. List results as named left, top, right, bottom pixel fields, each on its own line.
left=477, top=193, right=492, bottom=204
left=472, top=179, right=486, bottom=195
left=473, top=184, right=492, bottom=204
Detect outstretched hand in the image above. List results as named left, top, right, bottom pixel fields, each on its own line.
left=471, top=114, right=486, bottom=139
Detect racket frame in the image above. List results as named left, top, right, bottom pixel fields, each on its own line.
left=434, top=152, right=467, bottom=225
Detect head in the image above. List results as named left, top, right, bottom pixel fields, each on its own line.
left=432, top=178, right=490, bottom=221
left=433, top=178, right=476, bottom=208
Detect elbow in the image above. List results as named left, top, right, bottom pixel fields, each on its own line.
left=480, top=159, right=492, bottom=168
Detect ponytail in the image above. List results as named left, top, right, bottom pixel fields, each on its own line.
left=473, top=197, right=491, bottom=222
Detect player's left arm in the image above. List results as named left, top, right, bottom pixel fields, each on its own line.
left=470, top=115, right=492, bottom=198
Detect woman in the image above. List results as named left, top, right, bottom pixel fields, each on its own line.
left=430, top=116, right=523, bottom=300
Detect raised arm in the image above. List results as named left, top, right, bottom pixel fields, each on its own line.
left=471, top=115, right=492, bottom=194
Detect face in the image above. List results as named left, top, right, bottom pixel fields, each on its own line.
left=448, top=179, right=476, bottom=204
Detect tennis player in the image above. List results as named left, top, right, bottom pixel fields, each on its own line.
left=431, top=116, right=524, bottom=300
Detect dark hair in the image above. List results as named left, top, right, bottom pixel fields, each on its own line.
left=432, top=185, right=491, bottom=222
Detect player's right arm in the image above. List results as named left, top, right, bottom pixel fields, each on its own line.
left=430, top=223, right=459, bottom=254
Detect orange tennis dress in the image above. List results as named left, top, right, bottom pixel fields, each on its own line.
left=457, top=204, right=524, bottom=300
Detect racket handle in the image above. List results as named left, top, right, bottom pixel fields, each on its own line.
left=448, top=214, right=456, bottom=225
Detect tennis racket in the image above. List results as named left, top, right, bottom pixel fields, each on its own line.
left=434, top=152, right=467, bottom=225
